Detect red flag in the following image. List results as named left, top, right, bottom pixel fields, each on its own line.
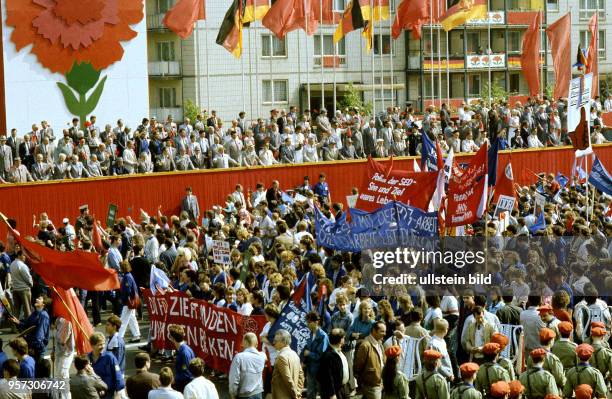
left=546, top=13, right=571, bottom=99
left=262, top=0, right=318, bottom=38
left=492, top=162, right=516, bottom=204
left=163, top=0, right=206, bottom=39
left=586, top=13, right=599, bottom=96
left=3, top=221, right=119, bottom=291
left=92, top=218, right=104, bottom=254
left=436, top=140, right=444, bottom=171
left=446, top=145, right=488, bottom=227
left=355, top=158, right=439, bottom=211
left=391, top=0, right=429, bottom=39
left=313, top=0, right=334, bottom=24
left=51, top=286, right=94, bottom=355
left=521, top=12, right=541, bottom=97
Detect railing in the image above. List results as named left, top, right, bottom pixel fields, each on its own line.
left=146, top=14, right=166, bottom=30
left=148, top=61, right=182, bottom=76
left=314, top=55, right=347, bottom=67
left=150, top=107, right=184, bottom=121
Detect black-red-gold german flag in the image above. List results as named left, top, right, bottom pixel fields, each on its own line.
left=333, top=0, right=369, bottom=43
left=216, top=0, right=270, bottom=58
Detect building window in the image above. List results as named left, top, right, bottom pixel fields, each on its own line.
left=156, top=41, right=176, bottom=61
left=374, top=34, right=393, bottom=55
left=423, top=77, right=440, bottom=99
left=508, top=31, right=521, bottom=52
left=157, top=0, right=174, bottom=13
left=314, top=35, right=346, bottom=66
left=547, top=0, right=559, bottom=11
left=467, top=74, right=481, bottom=97
left=466, top=32, right=481, bottom=53
left=262, top=80, right=288, bottom=103
left=374, top=76, right=399, bottom=102
left=159, top=88, right=177, bottom=108
left=579, top=0, right=605, bottom=20
left=579, top=30, right=607, bottom=59
left=333, top=0, right=346, bottom=11
left=509, top=73, right=520, bottom=93
left=424, top=31, right=440, bottom=53
left=262, top=35, right=287, bottom=57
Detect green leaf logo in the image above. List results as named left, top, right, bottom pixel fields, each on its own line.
left=57, top=61, right=107, bottom=127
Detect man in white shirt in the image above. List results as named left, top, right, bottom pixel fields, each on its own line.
left=426, top=319, right=454, bottom=382
left=148, top=367, right=184, bottom=399
left=228, top=333, right=266, bottom=399
left=183, top=358, right=218, bottom=399
left=144, top=225, right=159, bottom=264
left=527, top=129, right=545, bottom=148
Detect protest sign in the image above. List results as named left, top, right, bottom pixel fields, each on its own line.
left=212, top=240, right=231, bottom=265
left=144, top=290, right=267, bottom=373
left=446, top=145, right=488, bottom=227
left=567, top=73, right=593, bottom=133
left=494, top=195, right=516, bottom=218
left=106, top=204, right=118, bottom=228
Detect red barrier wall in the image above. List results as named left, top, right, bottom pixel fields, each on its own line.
left=1, top=144, right=610, bottom=236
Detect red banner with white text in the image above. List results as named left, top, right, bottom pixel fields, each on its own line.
left=446, top=145, right=488, bottom=227
left=355, top=157, right=438, bottom=211
left=144, top=290, right=267, bottom=373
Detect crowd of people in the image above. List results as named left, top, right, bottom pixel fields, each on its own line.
left=0, top=94, right=610, bottom=183
left=0, top=158, right=610, bottom=398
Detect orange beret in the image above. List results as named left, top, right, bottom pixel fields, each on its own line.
left=530, top=348, right=548, bottom=360
left=574, top=384, right=594, bottom=399
left=490, top=381, right=511, bottom=398
left=576, top=343, right=594, bottom=360
left=509, top=380, right=525, bottom=397
left=538, top=304, right=553, bottom=314
left=491, top=333, right=509, bottom=349
left=591, top=321, right=606, bottom=329
left=482, top=342, right=501, bottom=355
left=558, top=321, right=574, bottom=335
left=459, top=362, right=479, bottom=377
left=544, top=395, right=562, bottom=399
left=423, top=349, right=442, bottom=360
left=539, top=328, right=556, bottom=343
left=385, top=345, right=401, bottom=359
left=591, top=327, right=606, bottom=337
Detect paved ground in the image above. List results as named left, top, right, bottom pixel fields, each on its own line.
left=1, top=308, right=233, bottom=398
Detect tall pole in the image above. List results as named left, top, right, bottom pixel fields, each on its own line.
left=446, top=30, right=450, bottom=105
left=194, top=22, right=201, bottom=110
left=430, top=0, right=434, bottom=110
left=204, top=20, right=211, bottom=113
left=248, top=27, right=254, bottom=119
left=371, top=0, right=376, bottom=116
left=389, top=9, right=394, bottom=108
left=437, top=10, right=442, bottom=109
left=306, top=8, right=312, bottom=110
left=539, top=11, right=544, bottom=97
left=254, top=23, right=261, bottom=117
left=269, top=0, right=274, bottom=107
left=378, top=16, right=384, bottom=110
left=320, top=0, right=325, bottom=110
left=241, top=47, right=246, bottom=113
left=298, top=29, right=302, bottom=111
left=333, top=7, right=337, bottom=112
left=0, top=13, right=6, bottom=135
left=487, top=15, right=492, bottom=104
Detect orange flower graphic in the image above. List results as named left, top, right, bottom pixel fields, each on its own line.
left=6, top=0, right=144, bottom=74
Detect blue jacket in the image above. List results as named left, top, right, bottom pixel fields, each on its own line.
left=89, top=352, right=125, bottom=399
left=106, top=333, right=126, bottom=374
left=303, top=328, right=329, bottom=375
left=19, top=355, right=35, bottom=378
left=0, top=351, right=6, bottom=372
left=19, top=309, right=49, bottom=356
left=120, top=272, right=137, bottom=304
left=347, top=317, right=374, bottom=342
left=314, top=181, right=330, bottom=199
left=175, top=343, right=195, bottom=386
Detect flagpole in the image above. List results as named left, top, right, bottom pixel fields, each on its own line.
left=320, top=0, right=325, bottom=110
left=487, top=15, right=491, bottom=105
left=248, top=27, right=254, bottom=119
left=241, top=48, right=246, bottom=114
left=194, top=22, right=201, bottom=110
left=298, top=29, right=303, bottom=110
left=430, top=0, right=434, bottom=111
left=539, top=11, right=544, bottom=97
left=371, top=0, right=376, bottom=116
left=255, top=23, right=261, bottom=117
left=204, top=20, right=211, bottom=114
left=446, top=30, right=450, bottom=105
left=333, top=7, right=337, bottom=112
left=269, top=0, right=274, bottom=107
left=306, top=6, right=312, bottom=110
left=51, top=286, right=91, bottom=342
left=378, top=3, right=384, bottom=111
left=389, top=9, right=394, bottom=108
left=437, top=9, right=442, bottom=110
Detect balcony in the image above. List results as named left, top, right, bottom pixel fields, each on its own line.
left=150, top=107, right=184, bottom=122
left=314, top=55, right=347, bottom=68
left=465, top=54, right=506, bottom=69
left=148, top=61, right=182, bottom=77
left=147, top=14, right=167, bottom=30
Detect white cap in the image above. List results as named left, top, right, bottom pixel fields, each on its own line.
left=62, top=218, right=69, bottom=224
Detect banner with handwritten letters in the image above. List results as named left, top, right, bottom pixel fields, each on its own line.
left=568, top=73, right=593, bottom=133
left=446, top=145, right=488, bottom=227
left=143, top=290, right=267, bottom=373
left=314, top=202, right=438, bottom=252
left=356, top=158, right=438, bottom=212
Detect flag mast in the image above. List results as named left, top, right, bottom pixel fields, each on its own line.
left=378, top=1, right=384, bottom=111
left=437, top=2, right=442, bottom=110
left=248, top=26, right=254, bottom=118
left=430, top=0, right=434, bottom=111
left=204, top=19, right=211, bottom=113
left=269, top=0, right=274, bottom=107
left=333, top=5, right=337, bottom=112
left=320, top=0, right=325, bottom=110
left=194, top=21, right=202, bottom=111
left=305, top=0, right=312, bottom=110
left=371, top=0, right=376, bottom=116
left=388, top=5, right=394, bottom=108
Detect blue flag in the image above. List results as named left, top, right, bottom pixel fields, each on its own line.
left=421, top=133, right=438, bottom=171
left=314, top=207, right=359, bottom=252
left=267, top=274, right=312, bottom=355
left=528, top=211, right=546, bottom=234
left=150, top=265, right=170, bottom=295
left=555, top=172, right=569, bottom=188
left=488, top=137, right=500, bottom=186
left=588, top=157, right=612, bottom=196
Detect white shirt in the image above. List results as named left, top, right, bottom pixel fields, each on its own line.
left=427, top=336, right=453, bottom=379
left=260, top=322, right=278, bottom=365
left=528, top=135, right=544, bottom=148
left=183, top=376, right=218, bottom=399
left=228, top=347, right=266, bottom=398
